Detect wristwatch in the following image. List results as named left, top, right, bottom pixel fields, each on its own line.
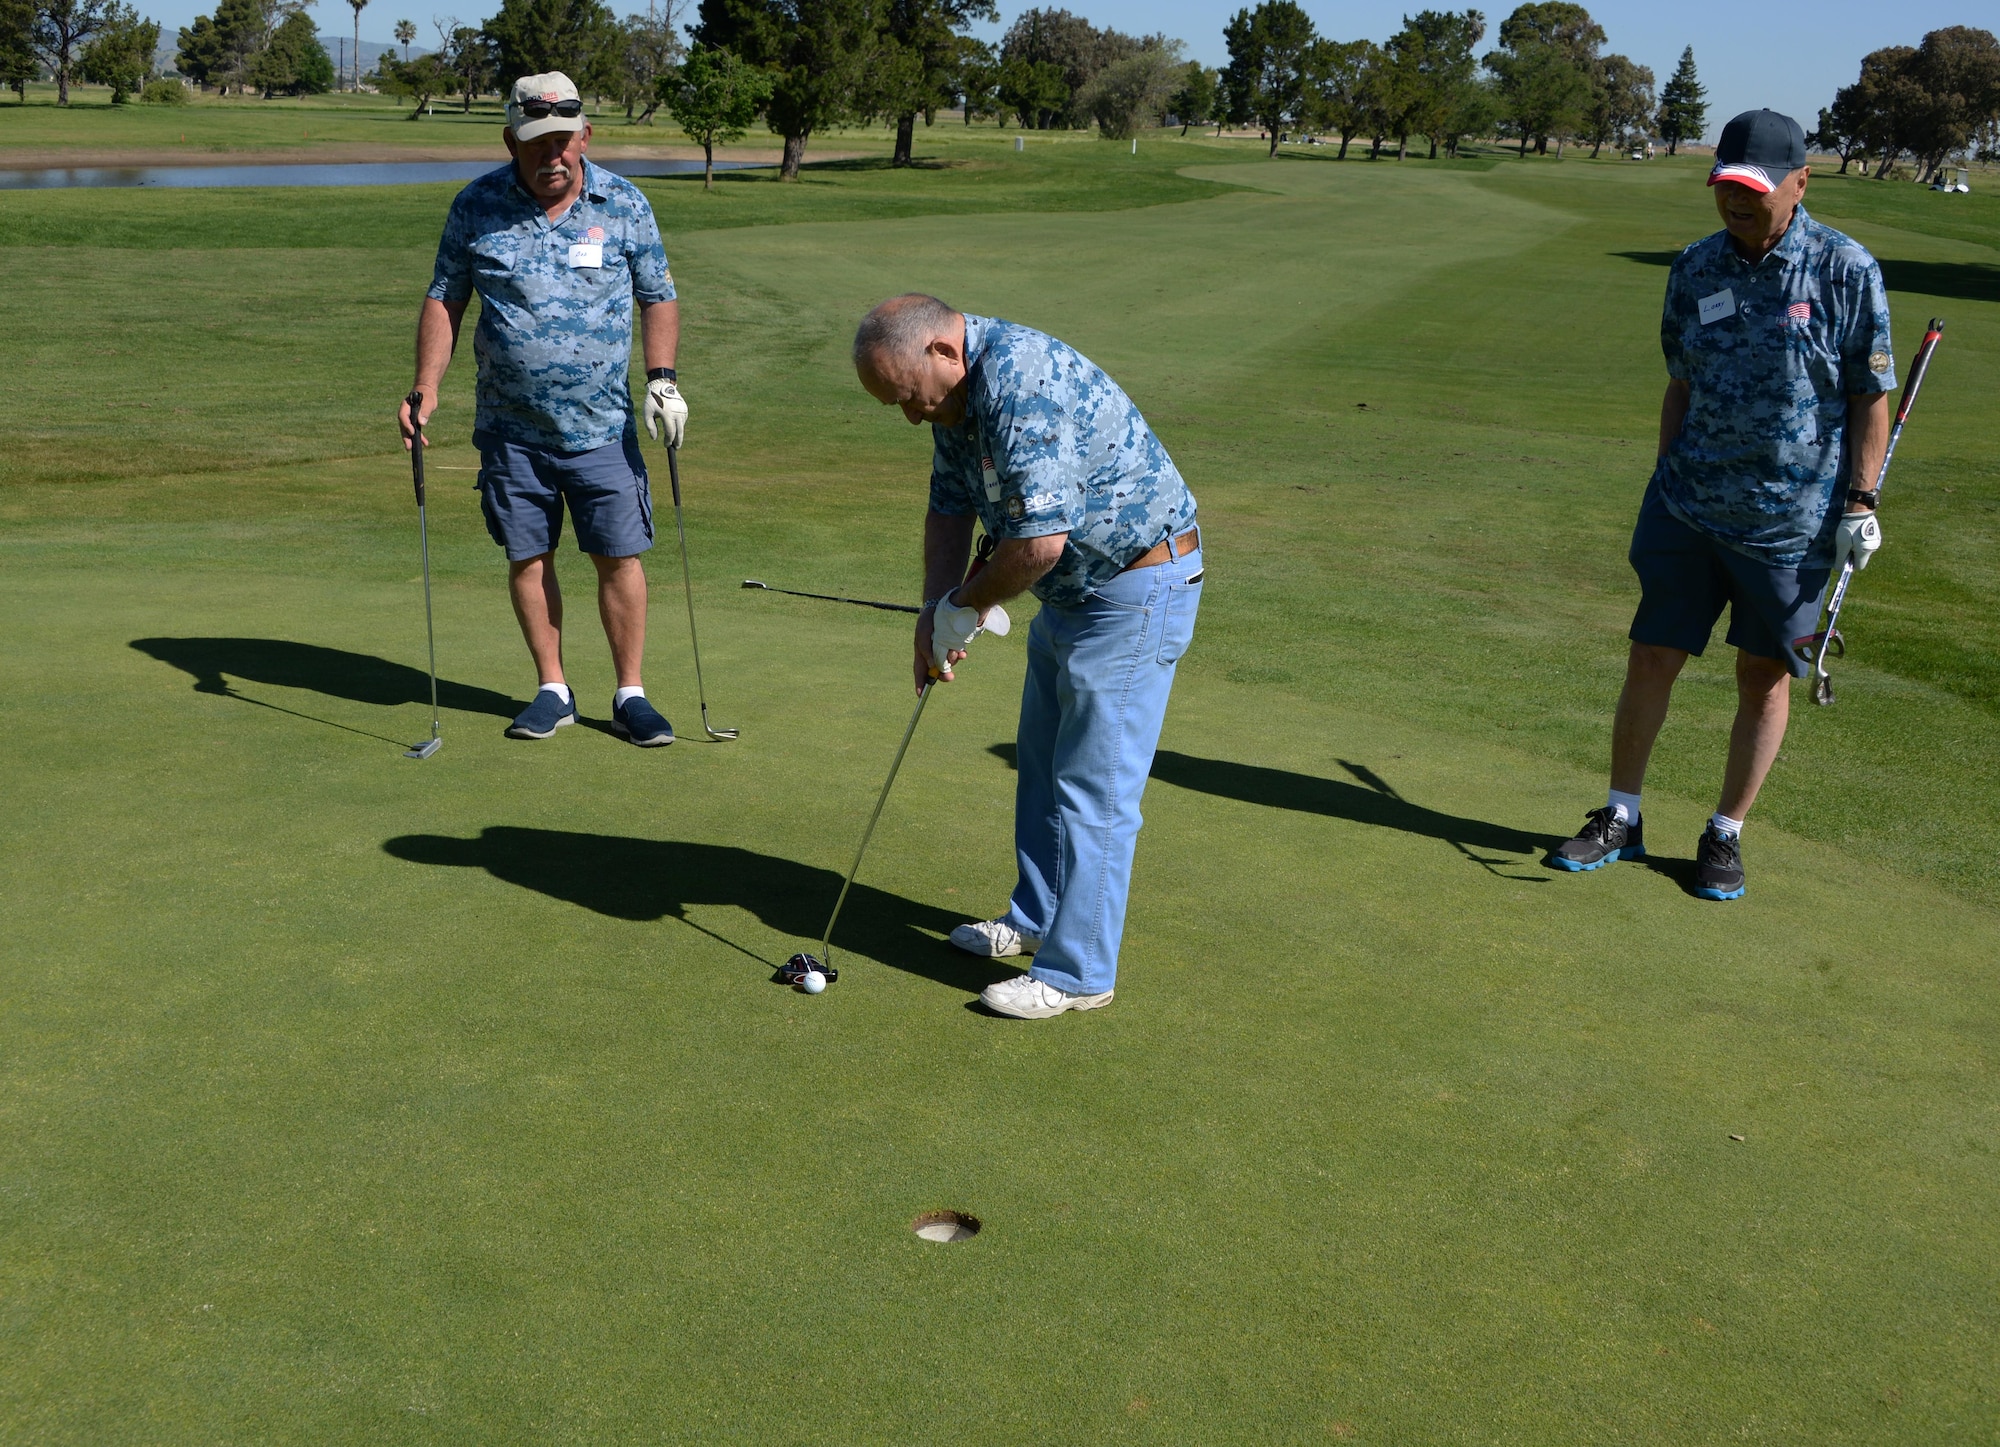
left=1847, top=488, right=1880, bottom=511
left=646, top=367, right=677, bottom=383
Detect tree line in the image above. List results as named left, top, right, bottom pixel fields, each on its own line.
left=1216, top=0, right=1705, bottom=161
left=1810, top=26, right=2000, bottom=182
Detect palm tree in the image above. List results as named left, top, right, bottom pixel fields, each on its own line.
left=395, top=19, right=414, bottom=60
left=347, top=0, right=368, bottom=89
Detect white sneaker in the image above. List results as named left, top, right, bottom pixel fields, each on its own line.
left=979, top=973, right=1113, bottom=1020
left=949, top=918, right=1041, bottom=957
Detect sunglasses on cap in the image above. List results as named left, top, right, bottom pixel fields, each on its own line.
left=516, top=98, right=583, bottom=119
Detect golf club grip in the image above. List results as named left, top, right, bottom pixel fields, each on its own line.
left=405, top=390, right=426, bottom=506
left=1894, top=320, right=1944, bottom=426
left=665, top=442, right=684, bottom=507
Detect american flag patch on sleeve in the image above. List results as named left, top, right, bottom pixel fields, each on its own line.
left=1786, top=301, right=1812, bottom=321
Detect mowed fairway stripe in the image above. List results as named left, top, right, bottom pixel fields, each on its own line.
left=3, top=144, right=1996, bottom=1442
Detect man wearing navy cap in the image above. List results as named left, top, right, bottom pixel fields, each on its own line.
left=1550, top=109, right=1894, bottom=900
left=398, top=71, right=688, bottom=747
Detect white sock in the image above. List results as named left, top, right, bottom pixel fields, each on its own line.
left=539, top=681, right=572, bottom=705
left=1709, top=811, right=1744, bottom=839
left=1607, top=789, right=1643, bottom=825
left=614, top=685, right=646, bottom=708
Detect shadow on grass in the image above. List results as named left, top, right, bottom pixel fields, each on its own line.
left=381, top=827, right=1009, bottom=992
left=133, top=637, right=521, bottom=718
left=1612, top=250, right=1998, bottom=303
left=988, top=743, right=1555, bottom=881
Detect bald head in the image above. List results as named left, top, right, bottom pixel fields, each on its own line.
left=854, top=294, right=971, bottom=427
left=853, top=294, right=961, bottom=370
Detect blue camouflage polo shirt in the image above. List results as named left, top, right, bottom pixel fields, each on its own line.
left=928, top=316, right=1197, bottom=607
left=428, top=157, right=674, bottom=453
left=1659, top=205, right=1895, bottom=567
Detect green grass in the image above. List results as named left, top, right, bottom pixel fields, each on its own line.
left=3, top=134, right=1997, bottom=1442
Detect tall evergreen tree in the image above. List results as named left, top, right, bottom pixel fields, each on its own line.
left=1654, top=45, right=1705, bottom=154
left=1386, top=9, right=1485, bottom=159
left=2, top=0, right=43, bottom=97
left=1169, top=58, right=1215, bottom=134
left=1221, top=0, right=1316, bottom=156
left=868, top=0, right=997, bottom=165
left=483, top=0, right=619, bottom=95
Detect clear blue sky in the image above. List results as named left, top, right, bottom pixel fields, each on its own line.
left=155, top=0, right=1984, bottom=144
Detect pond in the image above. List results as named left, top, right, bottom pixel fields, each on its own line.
left=0, top=158, right=766, bottom=190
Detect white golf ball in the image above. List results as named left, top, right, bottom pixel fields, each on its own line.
left=801, top=971, right=827, bottom=995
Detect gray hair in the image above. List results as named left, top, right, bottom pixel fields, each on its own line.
left=853, top=294, right=960, bottom=369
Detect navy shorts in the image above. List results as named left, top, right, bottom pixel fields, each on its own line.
left=1628, top=478, right=1829, bottom=677
left=475, top=430, right=655, bottom=561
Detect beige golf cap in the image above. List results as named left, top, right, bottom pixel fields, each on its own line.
left=506, top=72, right=586, bottom=142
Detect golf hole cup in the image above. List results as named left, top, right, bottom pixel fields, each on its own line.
left=911, top=1209, right=981, bottom=1243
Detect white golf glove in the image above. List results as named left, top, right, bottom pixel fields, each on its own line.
left=929, top=590, right=1010, bottom=671
left=1833, top=511, right=1882, bottom=573
left=644, top=377, right=688, bottom=448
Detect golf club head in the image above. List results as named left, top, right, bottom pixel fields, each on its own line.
left=1812, top=675, right=1835, bottom=707
left=742, top=580, right=769, bottom=591
left=700, top=706, right=739, bottom=742
left=403, top=738, right=442, bottom=760
left=777, top=953, right=836, bottom=987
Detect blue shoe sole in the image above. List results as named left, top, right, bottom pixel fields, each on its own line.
left=1549, top=844, right=1645, bottom=872
left=1696, top=884, right=1746, bottom=901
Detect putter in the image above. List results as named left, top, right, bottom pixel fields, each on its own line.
left=788, top=537, right=1000, bottom=982
left=664, top=444, right=737, bottom=740
left=741, top=579, right=922, bottom=615
left=1796, top=317, right=1945, bottom=706
left=403, top=390, right=442, bottom=761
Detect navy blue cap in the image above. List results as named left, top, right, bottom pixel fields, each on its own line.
left=1708, top=109, right=1807, bottom=193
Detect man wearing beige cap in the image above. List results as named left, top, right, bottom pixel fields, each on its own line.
left=398, top=72, right=689, bottom=746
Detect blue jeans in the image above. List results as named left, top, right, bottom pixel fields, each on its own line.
left=1006, top=548, right=1203, bottom=996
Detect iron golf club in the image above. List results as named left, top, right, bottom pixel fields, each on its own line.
left=664, top=444, right=737, bottom=740
left=788, top=537, right=998, bottom=982
left=403, top=390, right=442, bottom=761
left=1796, top=317, right=1945, bottom=706
left=741, top=579, right=922, bottom=615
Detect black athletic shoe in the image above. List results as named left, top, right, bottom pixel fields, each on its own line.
left=1549, top=806, right=1645, bottom=871
left=1694, top=826, right=1746, bottom=901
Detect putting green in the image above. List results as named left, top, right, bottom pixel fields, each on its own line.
left=3, top=134, right=1996, bottom=1442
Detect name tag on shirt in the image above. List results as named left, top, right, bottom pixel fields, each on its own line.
left=567, top=242, right=603, bottom=270
left=1698, top=288, right=1736, bottom=325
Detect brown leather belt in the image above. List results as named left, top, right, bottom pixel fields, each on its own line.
left=1121, top=525, right=1201, bottom=572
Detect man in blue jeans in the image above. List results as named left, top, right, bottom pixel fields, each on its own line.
left=853, top=294, right=1202, bottom=1019
left=398, top=71, right=688, bottom=746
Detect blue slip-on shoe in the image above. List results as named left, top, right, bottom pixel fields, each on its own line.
left=505, top=688, right=577, bottom=740
left=1694, top=826, right=1746, bottom=901
left=1549, top=806, right=1645, bottom=871
left=611, top=693, right=675, bottom=747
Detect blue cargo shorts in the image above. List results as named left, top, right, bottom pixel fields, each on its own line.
left=1628, top=475, right=1829, bottom=677
left=474, top=429, right=655, bottom=561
